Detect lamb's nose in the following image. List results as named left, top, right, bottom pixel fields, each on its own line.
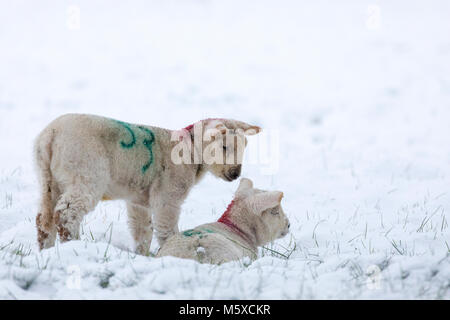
left=288, top=223, right=290, bottom=229
left=229, top=166, right=241, bottom=180
left=229, top=170, right=239, bottom=179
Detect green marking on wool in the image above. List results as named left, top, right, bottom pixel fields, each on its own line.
left=117, top=121, right=136, bottom=149
left=137, top=126, right=155, bottom=174
left=183, top=228, right=215, bottom=239
left=115, top=120, right=156, bottom=173
left=183, top=229, right=200, bottom=237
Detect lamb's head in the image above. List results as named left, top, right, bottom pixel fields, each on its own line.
left=233, top=178, right=290, bottom=243
left=199, top=119, right=261, bottom=182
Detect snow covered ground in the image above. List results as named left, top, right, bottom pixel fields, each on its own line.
left=0, top=0, right=449, bottom=299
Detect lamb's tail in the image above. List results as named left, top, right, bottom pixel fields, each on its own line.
left=34, top=127, right=57, bottom=250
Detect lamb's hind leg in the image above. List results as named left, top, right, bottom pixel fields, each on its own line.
left=36, top=181, right=60, bottom=250
left=55, top=184, right=102, bottom=242
left=127, top=203, right=153, bottom=255
left=35, top=128, right=59, bottom=250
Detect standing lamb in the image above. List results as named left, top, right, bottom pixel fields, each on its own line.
left=34, top=114, right=261, bottom=254
left=157, top=178, right=290, bottom=264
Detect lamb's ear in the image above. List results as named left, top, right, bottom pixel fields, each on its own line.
left=236, top=178, right=253, bottom=195
left=220, top=119, right=262, bottom=136
left=249, top=191, right=283, bottom=214
left=203, top=119, right=227, bottom=137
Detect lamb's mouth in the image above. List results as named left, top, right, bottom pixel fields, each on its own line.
left=223, top=173, right=234, bottom=181
left=224, top=171, right=241, bottom=181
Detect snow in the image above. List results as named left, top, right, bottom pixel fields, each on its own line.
left=196, top=247, right=206, bottom=254
left=0, top=0, right=449, bottom=299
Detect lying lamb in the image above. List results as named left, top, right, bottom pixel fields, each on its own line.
left=34, top=114, right=261, bottom=254
left=157, top=178, right=290, bottom=264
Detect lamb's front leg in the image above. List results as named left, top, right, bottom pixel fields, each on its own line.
left=127, top=203, right=153, bottom=255
left=150, top=170, right=194, bottom=247
left=153, top=202, right=181, bottom=246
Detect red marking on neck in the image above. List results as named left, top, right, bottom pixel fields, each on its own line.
left=218, top=200, right=235, bottom=222
left=183, top=124, right=194, bottom=131
left=218, top=200, right=253, bottom=246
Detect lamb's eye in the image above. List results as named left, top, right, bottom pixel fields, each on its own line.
left=270, top=208, right=279, bottom=215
